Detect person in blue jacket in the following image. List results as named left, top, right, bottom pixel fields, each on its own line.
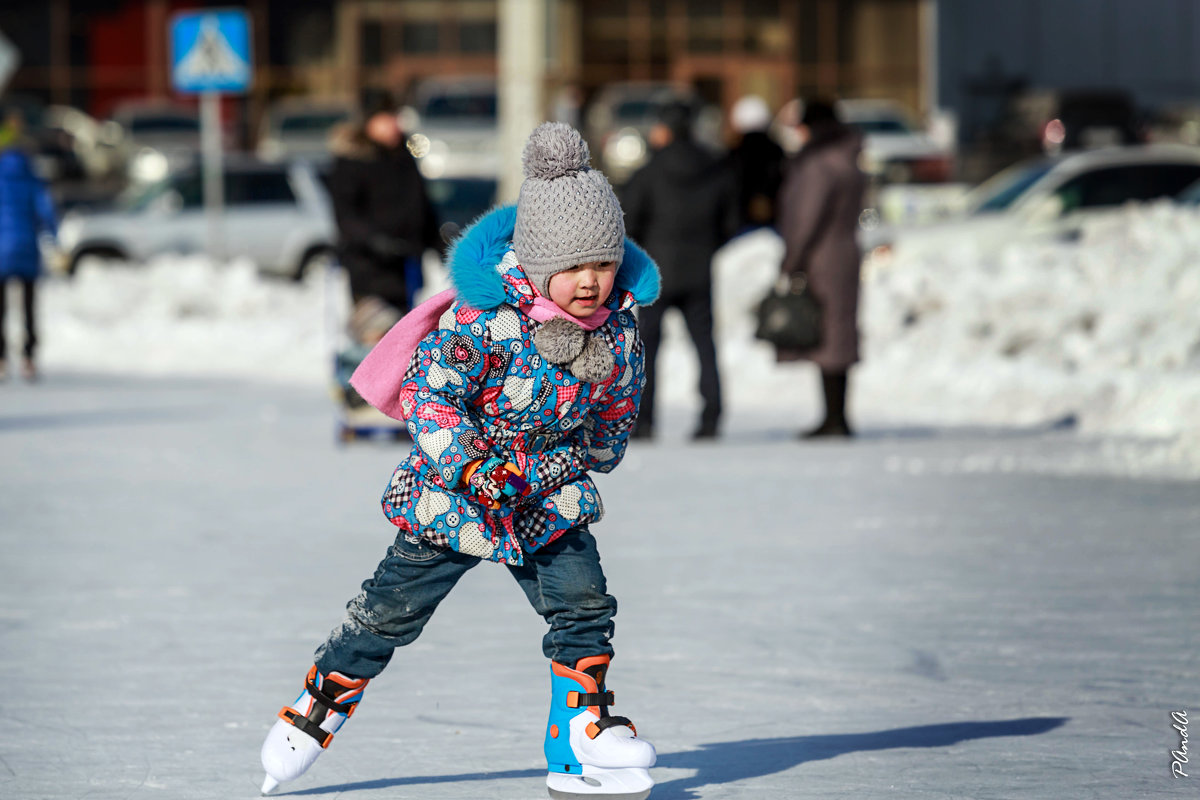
left=0, top=110, right=58, bottom=381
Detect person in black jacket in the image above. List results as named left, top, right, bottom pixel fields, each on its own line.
left=622, top=101, right=739, bottom=440
left=327, top=106, right=442, bottom=314
left=725, top=94, right=786, bottom=231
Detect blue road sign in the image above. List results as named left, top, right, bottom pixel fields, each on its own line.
left=170, top=9, right=252, bottom=93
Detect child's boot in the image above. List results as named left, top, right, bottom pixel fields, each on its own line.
left=260, top=665, right=368, bottom=794
left=544, top=655, right=655, bottom=799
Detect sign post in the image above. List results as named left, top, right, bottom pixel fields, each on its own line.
left=497, top=0, right=547, bottom=203
left=169, top=9, right=252, bottom=261
left=0, top=29, right=20, bottom=96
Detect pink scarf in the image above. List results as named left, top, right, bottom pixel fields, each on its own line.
left=350, top=290, right=612, bottom=420
left=519, top=295, right=611, bottom=330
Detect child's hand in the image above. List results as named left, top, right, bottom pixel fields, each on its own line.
left=462, top=457, right=530, bottom=510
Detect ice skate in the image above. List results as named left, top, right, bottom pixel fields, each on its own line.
left=260, top=665, right=368, bottom=794
left=544, top=655, right=655, bottom=800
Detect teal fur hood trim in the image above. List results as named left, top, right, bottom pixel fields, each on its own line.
left=447, top=204, right=660, bottom=310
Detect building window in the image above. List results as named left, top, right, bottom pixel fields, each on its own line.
left=361, top=20, right=383, bottom=67
left=687, top=25, right=724, bottom=53
left=402, top=21, right=440, bottom=54
left=746, top=0, right=781, bottom=14
left=744, top=0, right=787, bottom=54
left=687, top=0, right=723, bottom=15
left=685, top=0, right=725, bottom=53
left=459, top=21, right=497, bottom=54
left=592, top=0, right=629, bottom=19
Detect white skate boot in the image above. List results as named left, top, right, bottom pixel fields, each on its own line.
left=544, top=655, right=655, bottom=799
left=259, top=665, right=369, bottom=794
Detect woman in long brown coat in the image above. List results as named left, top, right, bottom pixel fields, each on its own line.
left=775, top=99, right=866, bottom=438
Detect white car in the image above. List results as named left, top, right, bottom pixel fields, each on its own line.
left=108, top=101, right=205, bottom=185
left=57, top=158, right=336, bottom=279
left=862, top=145, right=1200, bottom=269
left=584, top=82, right=703, bottom=184
left=839, top=99, right=956, bottom=184
left=405, top=76, right=499, bottom=179
left=256, top=100, right=354, bottom=163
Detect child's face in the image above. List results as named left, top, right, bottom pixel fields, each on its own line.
left=547, top=260, right=618, bottom=317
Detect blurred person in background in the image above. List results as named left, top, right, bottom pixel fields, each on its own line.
left=0, top=109, right=57, bottom=382
left=327, top=103, right=442, bottom=318
left=623, top=101, right=739, bottom=440
left=776, top=99, right=866, bottom=438
left=725, top=94, right=786, bottom=231
left=551, top=84, right=583, bottom=130
left=334, top=296, right=405, bottom=428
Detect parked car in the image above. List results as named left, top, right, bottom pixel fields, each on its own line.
left=863, top=145, right=1200, bottom=268
left=257, top=99, right=354, bottom=163
left=1176, top=176, right=1200, bottom=205
left=1146, top=103, right=1200, bottom=147
left=43, top=104, right=126, bottom=182
left=1004, top=88, right=1143, bottom=157
left=583, top=81, right=719, bottom=184
left=841, top=99, right=955, bottom=184
left=0, top=94, right=87, bottom=184
left=56, top=158, right=335, bottom=279
left=108, top=101, right=204, bottom=185
left=424, top=174, right=498, bottom=242
left=405, top=76, right=499, bottom=179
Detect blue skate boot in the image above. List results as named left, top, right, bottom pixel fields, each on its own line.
left=259, top=665, right=369, bottom=794
left=545, top=655, right=655, bottom=799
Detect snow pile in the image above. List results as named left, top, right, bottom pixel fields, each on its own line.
left=854, top=202, right=1200, bottom=457
left=26, top=203, right=1200, bottom=474
left=40, top=254, right=348, bottom=384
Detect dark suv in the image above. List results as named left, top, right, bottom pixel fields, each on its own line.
left=1009, top=89, right=1143, bottom=156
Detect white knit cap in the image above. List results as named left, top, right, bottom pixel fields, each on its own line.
left=730, top=95, right=772, bottom=133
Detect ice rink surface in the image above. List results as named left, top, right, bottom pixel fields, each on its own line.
left=1, top=374, right=1196, bottom=799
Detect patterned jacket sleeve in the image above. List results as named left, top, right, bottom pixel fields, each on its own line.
left=399, top=305, right=495, bottom=489
left=581, top=325, right=645, bottom=473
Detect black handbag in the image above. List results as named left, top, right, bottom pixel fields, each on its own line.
left=754, top=273, right=822, bottom=350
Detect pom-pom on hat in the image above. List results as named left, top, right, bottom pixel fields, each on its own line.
left=513, top=122, right=625, bottom=296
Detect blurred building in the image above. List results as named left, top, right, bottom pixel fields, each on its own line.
left=936, top=0, right=1200, bottom=181
left=6, top=0, right=1200, bottom=145
left=0, top=0, right=932, bottom=142
left=940, top=0, right=1200, bottom=139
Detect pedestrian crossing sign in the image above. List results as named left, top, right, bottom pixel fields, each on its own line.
left=170, top=9, right=252, bottom=93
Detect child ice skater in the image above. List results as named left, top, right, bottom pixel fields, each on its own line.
left=260, top=122, right=661, bottom=800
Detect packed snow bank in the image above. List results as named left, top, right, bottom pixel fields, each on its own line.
left=39, top=255, right=349, bottom=385
left=860, top=202, right=1200, bottom=458
left=28, top=203, right=1200, bottom=474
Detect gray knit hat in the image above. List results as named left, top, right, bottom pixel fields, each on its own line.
left=513, top=122, right=625, bottom=296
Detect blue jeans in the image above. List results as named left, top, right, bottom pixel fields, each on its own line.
left=314, top=527, right=617, bottom=679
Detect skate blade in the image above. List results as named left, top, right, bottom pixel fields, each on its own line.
left=548, top=788, right=650, bottom=800
left=547, top=767, right=653, bottom=800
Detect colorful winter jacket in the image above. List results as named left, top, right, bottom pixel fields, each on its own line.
left=381, top=205, right=660, bottom=565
